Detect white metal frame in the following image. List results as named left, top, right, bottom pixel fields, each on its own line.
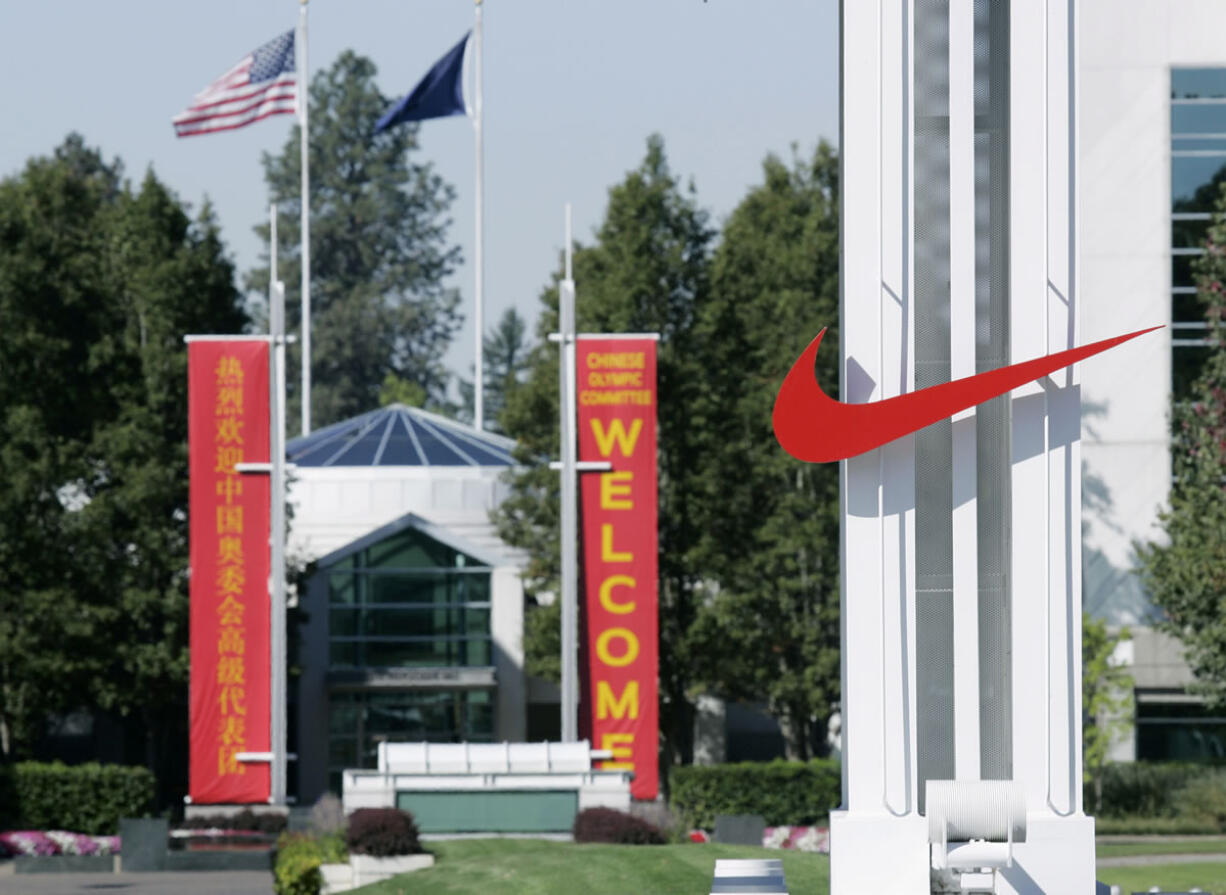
left=833, top=1, right=1094, bottom=891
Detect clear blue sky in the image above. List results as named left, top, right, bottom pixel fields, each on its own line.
left=0, top=1, right=838, bottom=396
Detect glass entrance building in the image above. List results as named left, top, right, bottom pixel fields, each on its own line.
left=286, top=405, right=527, bottom=802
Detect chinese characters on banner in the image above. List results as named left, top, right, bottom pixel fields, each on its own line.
left=187, top=341, right=271, bottom=803
left=577, top=337, right=658, bottom=800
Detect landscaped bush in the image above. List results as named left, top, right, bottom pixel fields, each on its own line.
left=0, top=762, right=154, bottom=835
left=572, top=807, right=665, bottom=845
left=669, top=760, right=840, bottom=830
left=274, top=833, right=323, bottom=895
left=1172, top=769, right=1226, bottom=828
left=1086, top=762, right=1207, bottom=818
left=345, top=808, right=422, bottom=857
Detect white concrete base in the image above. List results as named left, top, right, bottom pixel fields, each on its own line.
left=829, top=810, right=928, bottom=894
left=320, top=854, right=435, bottom=893
left=995, top=814, right=1096, bottom=895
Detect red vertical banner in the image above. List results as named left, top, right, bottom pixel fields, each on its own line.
left=188, top=340, right=271, bottom=804
left=577, top=337, right=659, bottom=800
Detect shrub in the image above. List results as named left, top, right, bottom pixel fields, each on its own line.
left=345, top=808, right=422, bottom=857
left=1086, top=762, right=1206, bottom=818
left=1173, top=769, right=1226, bottom=828
left=0, top=762, right=154, bottom=835
left=179, top=808, right=287, bottom=833
left=669, top=760, right=841, bottom=830
left=273, top=833, right=324, bottom=895
left=572, top=807, right=665, bottom=845
left=309, top=793, right=345, bottom=836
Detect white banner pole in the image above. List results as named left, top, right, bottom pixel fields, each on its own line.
left=299, top=0, right=312, bottom=437
left=473, top=0, right=485, bottom=430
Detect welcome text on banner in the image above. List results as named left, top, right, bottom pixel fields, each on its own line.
left=577, top=337, right=659, bottom=800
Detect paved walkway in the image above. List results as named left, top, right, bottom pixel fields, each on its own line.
left=0, top=871, right=273, bottom=895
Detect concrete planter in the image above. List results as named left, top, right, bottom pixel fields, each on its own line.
left=319, top=862, right=353, bottom=895
left=320, top=854, right=434, bottom=893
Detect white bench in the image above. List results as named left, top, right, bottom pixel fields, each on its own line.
left=709, top=858, right=788, bottom=894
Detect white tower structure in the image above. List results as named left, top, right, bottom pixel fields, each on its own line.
left=834, top=1, right=1095, bottom=893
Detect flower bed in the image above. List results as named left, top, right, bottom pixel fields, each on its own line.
left=685, top=826, right=830, bottom=853
left=0, top=830, right=120, bottom=857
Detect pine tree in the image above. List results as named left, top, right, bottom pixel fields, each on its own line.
left=248, top=51, right=462, bottom=432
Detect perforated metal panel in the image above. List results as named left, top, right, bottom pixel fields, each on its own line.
left=914, top=0, right=955, bottom=813
left=973, top=0, right=1012, bottom=782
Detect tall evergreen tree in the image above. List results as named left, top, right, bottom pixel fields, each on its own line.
left=248, top=51, right=462, bottom=432
left=496, top=136, right=714, bottom=768
left=0, top=136, right=247, bottom=790
left=688, top=144, right=841, bottom=759
left=1138, top=181, right=1226, bottom=703
left=459, top=307, right=532, bottom=431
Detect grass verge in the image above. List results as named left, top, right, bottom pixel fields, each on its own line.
left=1096, top=860, right=1226, bottom=893
left=353, top=839, right=828, bottom=895
left=1097, top=837, right=1226, bottom=858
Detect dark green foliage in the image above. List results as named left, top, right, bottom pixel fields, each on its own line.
left=668, top=760, right=841, bottom=829
left=1083, top=614, right=1134, bottom=813
left=1173, top=769, right=1226, bottom=827
left=496, top=135, right=715, bottom=768
left=345, top=807, right=422, bottom=857
left=0, top=135, right=247, bottom=789
left=572, top=808, right=665, bottom=845
left=1137, top=170, right=1226, bottom=703
left=0, top=761, right=154, bottom=834
left=249, top=51, right=461, bottom=432
left=687, top=143, right=841, bottom=759
left=458, top=307, right=531, bottom=431
left=1086, top=762, right=1208, bottom=818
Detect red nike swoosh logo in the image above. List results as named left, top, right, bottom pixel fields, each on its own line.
left=773, top=325, right=1163, bottom=463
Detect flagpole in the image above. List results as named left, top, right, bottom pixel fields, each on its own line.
left=299, top=0, right=312, bottom=437
left=473, top=0, right=485, bottom=431
left=268, top=205, right=288, bottom=807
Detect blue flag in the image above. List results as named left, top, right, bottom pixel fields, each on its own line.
left=376, top=32, right=470, bottom=132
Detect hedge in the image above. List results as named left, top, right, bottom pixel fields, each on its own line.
left=669, top=760, right=840, bottom=829
left=1086, top=762, right=1208, bottom=818
left=0, top=762, right=155, bottom=835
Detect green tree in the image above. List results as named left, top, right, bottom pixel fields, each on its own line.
left=460, top=307, right=532, bottom=431
left=0, top=136, right=247, bottom=787
left=496, top=136, right=714, bottom=767
left=1137, top=180, right=1226, bottom=704
left=687, top=144, right=841, bottom=759
left=248, top=51, right=462, bottom=433
left=1082, top=613, right=1133, bottom=813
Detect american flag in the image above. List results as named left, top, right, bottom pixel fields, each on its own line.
left=174, top=31, right=297, bottom=137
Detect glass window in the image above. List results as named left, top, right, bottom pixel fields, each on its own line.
left=1172, top=68, right=1226, bottom=100
left=1172, top=70, right=1226, bottom=398
left=1174, top=343, right=1213, bottom=397
left=324, top=526, right=493, bottom=671
left=1172, top=156, right=1226, bottom=212
left=326, top=689, right=496, bottom=783
left=1172, top=103, right=1226, bottom=138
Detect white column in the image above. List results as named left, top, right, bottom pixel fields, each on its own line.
left=831, top=0, right=927, bottom=889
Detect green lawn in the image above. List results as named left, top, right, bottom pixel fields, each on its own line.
left=1096, top=861, right=1226, bottom=894
left=1097, top=837, right=1226, bottom=858
left=351, top=838, right=1226, bottom=895
left=353, top=839, right=829, bottom=895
